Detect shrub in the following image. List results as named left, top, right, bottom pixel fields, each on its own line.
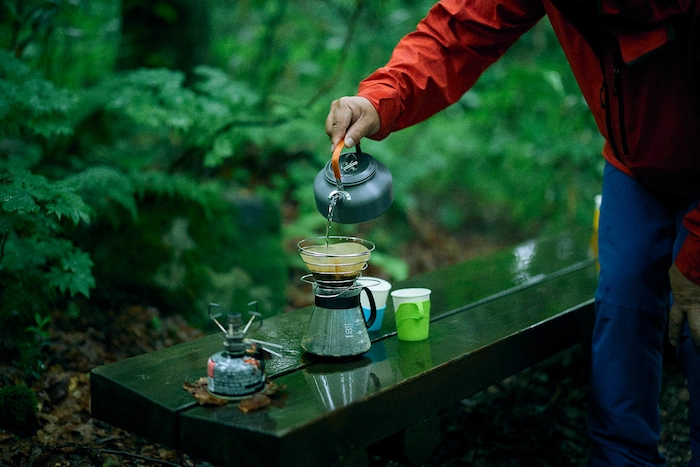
left=0, top=45, right=287, bottom=365
left=0, top=384, right=39, bottom=437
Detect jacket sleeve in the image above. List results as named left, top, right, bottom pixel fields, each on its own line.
left=676, top=208, right=700, bottom=285
left=357, top=0, right=546, bottom=140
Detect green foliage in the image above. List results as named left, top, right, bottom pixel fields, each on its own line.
left=0, top=149, right=94, bottom=357
left=0, top=9, right=288, bottom=362
left=0, top=384, right=38, bottom=436
left=373, top=20, right=603, bottom=247
left=94, top=66, right=263, bottom=171
left=0, top=0, right=121, bottom=88
left=0, top=49, right=74, bottom=140
left=0, top=49, right=90, bottom=331
left=0, top=0, right=605, bottom=369
left=69, top=171, right=286, bottom=328
left=68, top=66, right=289, bottom=322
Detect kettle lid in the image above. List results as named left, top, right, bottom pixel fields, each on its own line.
left=323, top=148, right=377, bottom=186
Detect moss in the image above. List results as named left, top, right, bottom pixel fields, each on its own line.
left=0, top=384, right=38, bottom=437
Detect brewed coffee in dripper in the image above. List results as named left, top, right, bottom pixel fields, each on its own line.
left=298, top=236, right=374, bottom=286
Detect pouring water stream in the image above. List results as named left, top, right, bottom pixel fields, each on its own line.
left=326, top=191, right=343, bottom=251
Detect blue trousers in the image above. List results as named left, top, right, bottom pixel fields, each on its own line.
left=589, top=162, right=700, bottom=466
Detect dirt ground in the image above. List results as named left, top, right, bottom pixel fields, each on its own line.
left=0, top=231, right=694, bottom=466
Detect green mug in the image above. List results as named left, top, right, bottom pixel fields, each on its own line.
left=395, top=301, right=430, bottom=341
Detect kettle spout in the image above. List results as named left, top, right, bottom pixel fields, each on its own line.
left=328, top=189, right=351, bottom=205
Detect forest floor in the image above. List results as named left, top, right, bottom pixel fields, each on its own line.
left=0, top=230, right=694, bottom=466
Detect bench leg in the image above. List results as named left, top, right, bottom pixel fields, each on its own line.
left=368, top=414, right=441, bottom=466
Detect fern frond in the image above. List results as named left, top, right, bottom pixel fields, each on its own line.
left=0, top=50, right=75, bottom=138
left=192, top=66, right=259, bottom=108
left=131, top=171, right=218, bottom=218
left=66, top=166, right=137, bottom=221
left=105, top=68, right=198, bottom=132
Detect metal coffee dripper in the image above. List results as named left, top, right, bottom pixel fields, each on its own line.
left=298, top=236, right=378, bottom=358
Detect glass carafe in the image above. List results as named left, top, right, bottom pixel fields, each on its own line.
left=302, top=284, right=376, bottom=358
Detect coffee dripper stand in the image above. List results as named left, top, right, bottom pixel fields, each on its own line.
left=206, top=302, right=283, bottom=400
left=298, top=240, right=379, bottom=359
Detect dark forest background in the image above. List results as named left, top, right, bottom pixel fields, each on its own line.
left=0, top=0, right=602, bottom=377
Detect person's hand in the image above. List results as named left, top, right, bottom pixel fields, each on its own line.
left=325, top=96, right=380, bottom=149
left=669, top=263, right=700, bottom=353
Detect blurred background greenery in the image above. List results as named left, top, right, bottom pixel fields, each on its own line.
left=0, top=0, right=602, bottom=367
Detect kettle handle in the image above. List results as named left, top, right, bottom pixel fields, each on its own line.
left=332, top=141, right=366, bottom=183
left=360, top=286, right=377, bottom=329
left=331, top=140, right=344, bottom=182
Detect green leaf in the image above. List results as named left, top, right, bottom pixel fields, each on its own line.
left=204, top=136, right=235, bottom=167
left=1, top=190, right=39, bottom=215
left=34, top=312, right=50, bottom=329
left=45, top=191, right=92, bottom=225
left=46, top=248, right=95, bottom=298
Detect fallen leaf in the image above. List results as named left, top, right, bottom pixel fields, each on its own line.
left=183, top=377, right=287, bottom=410
left=238, top=393, right=271, bottom=413
left=262, top=380, right=286, bottom=396
left=182, top=378, right=229, bottom=406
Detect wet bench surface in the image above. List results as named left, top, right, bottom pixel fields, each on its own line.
left=90, top=228, right=598, bottom=467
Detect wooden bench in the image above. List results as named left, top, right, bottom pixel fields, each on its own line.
left=90, top=227, right=598, bottom=466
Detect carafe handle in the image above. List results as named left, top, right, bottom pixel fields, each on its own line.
left=360, top=287, right=377, bottom=329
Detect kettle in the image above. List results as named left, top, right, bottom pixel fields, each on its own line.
left=314, top=141, right=393, bottom=224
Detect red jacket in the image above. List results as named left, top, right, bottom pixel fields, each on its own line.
left=357, top=0, right=700, bottom=284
